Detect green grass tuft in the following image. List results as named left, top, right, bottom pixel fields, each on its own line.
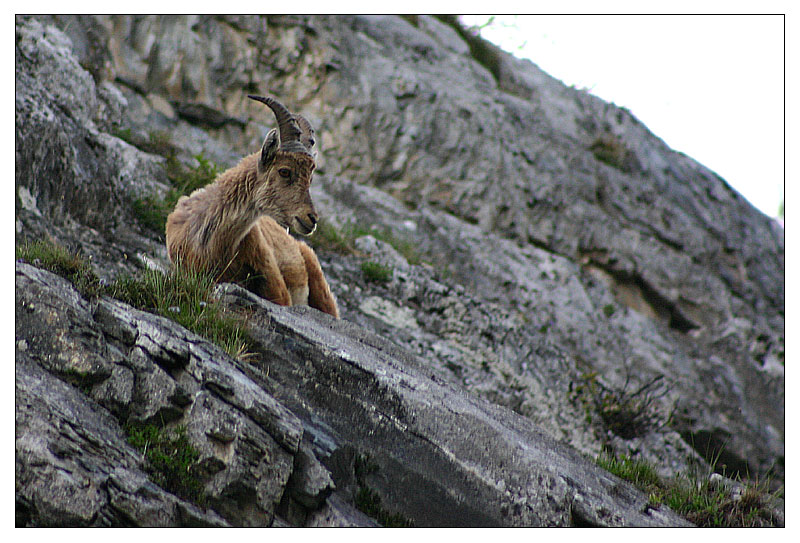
left=375, top=230, right=423, bottom=266
left=361, top=261, right=393, bottom=283
left=596, top=452, right=781, bottom=527
left=125, top=422, right=205, bottom=506
left=110, top=261, right=252, bottom=359
left=131, top=196, right=172, bottom=233
left=133, top=152, right=223, bottom=234
left=124, top=128, right=223, bottom=235
left=17, top=239, right=251, bottom=360
left=596, top=452, right=663, bottom=497
left=307, top=219, right=369, bottom=256
left=661, top=475, right=779, bottom=528
left=167, top=152, right=223, bottom=196
left=16, top=239, right=105, bottom=298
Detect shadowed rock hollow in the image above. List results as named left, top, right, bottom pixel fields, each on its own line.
left=15, top=15, right=783, bottom=527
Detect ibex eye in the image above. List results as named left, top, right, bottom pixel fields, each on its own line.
left=278, top=168, right=291, bottom=178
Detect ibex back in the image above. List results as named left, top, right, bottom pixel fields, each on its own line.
left=165, top=95, right=339, bottom=318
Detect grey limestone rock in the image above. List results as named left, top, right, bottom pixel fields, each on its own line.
left=15, top=14, right=782, bottom=526
left=16, top=262, right=302, bottom=526
left=217, top=283, right=694, bottom=527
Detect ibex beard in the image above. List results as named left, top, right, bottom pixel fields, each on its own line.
left=165, top=95, right=339, bottom=318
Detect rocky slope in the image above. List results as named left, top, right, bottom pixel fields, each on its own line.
left=15, top=15, right=783, bottom=526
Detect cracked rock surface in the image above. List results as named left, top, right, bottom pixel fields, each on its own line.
left=15, top=262, right=690, bottom=527
left=16, top=15, right=782, bottom=526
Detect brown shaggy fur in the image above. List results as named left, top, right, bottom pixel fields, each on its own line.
left=165, top=145, right=339, bottom=318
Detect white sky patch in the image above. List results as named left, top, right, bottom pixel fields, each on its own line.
left=461, top=15, right=784, bottom=219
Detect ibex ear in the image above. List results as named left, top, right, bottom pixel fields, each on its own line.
left=258, top=128, right=279, bottom=176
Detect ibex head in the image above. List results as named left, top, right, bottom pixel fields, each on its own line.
left=248, top=95, right=319, bottom=236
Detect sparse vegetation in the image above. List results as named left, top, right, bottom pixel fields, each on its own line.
left=596, top=452, right=663, bottom=499
left=60, top=368, right=98, bottom=395
left=596, top=452, right=781, bottom=527
left=134, top=151, right=222, bottom=234
left=374, top=230, right=423, bottom=266
left=168, top=152, right=223, bottom=197
left=125, top=422, right=205, bottom=506
left=111, top=261, right=253, bottom=359
left=115, top=128, right=175, bottom=157
left=589, top=134, right=634, bottom=172
left=435, top=15, right=504, bottom=84
left=594, top=374, right=667, bottom=439
left=112, top=127, right=134, bottom=144
left=16, top=239, right=105, bottom=298
left=353, top=454, right=414, bottom=527
left=16, top=239, right=251, bottom=359
left=309, top=218, right=425, bottom=268
left=130, top=196, right=171, bottom=233
left=361, top=261, right=393, bottom=283
left=354, top=487, right=414, bottom=527
left=307, top=219, right=370, bottom=256
left=571, top=371, right=667, bottom=439
left=124, top=129, right=223, bottom=234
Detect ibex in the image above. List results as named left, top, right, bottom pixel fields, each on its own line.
left=165, top=95, right=339, bottom=318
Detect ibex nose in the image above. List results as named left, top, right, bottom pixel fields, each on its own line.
left=308, top=213, right=318, bottom=226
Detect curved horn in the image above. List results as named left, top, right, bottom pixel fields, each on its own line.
left=293, top=114, right=316, bottom=152
left=248, top=95, right=307, bottom=153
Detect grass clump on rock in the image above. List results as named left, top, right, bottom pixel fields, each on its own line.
left=596, top=451, right=782, bottom=527
left=307, top=219, right=369, bottom=256
left=16, top=239, right=106, bottom=297
left=353, top=454, right=414, bottom=527
left=16, top=239, right=251, bottom=359
left=132, top=149, right=223, bottom=234
left=125, top=422, right=205, bottom=506
left=111, top=260, right=252, bottom=359
left=572, top=372, right=666, bottom=439
left=361, top=261, right=393, bottom=283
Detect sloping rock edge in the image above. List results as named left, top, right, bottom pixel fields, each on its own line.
left=16, top=261, right=691, bottom=527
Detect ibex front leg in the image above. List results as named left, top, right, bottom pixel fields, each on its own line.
left=234, top=222, right=294, bottom=307
left=298, top=241, right=339, bottom=318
